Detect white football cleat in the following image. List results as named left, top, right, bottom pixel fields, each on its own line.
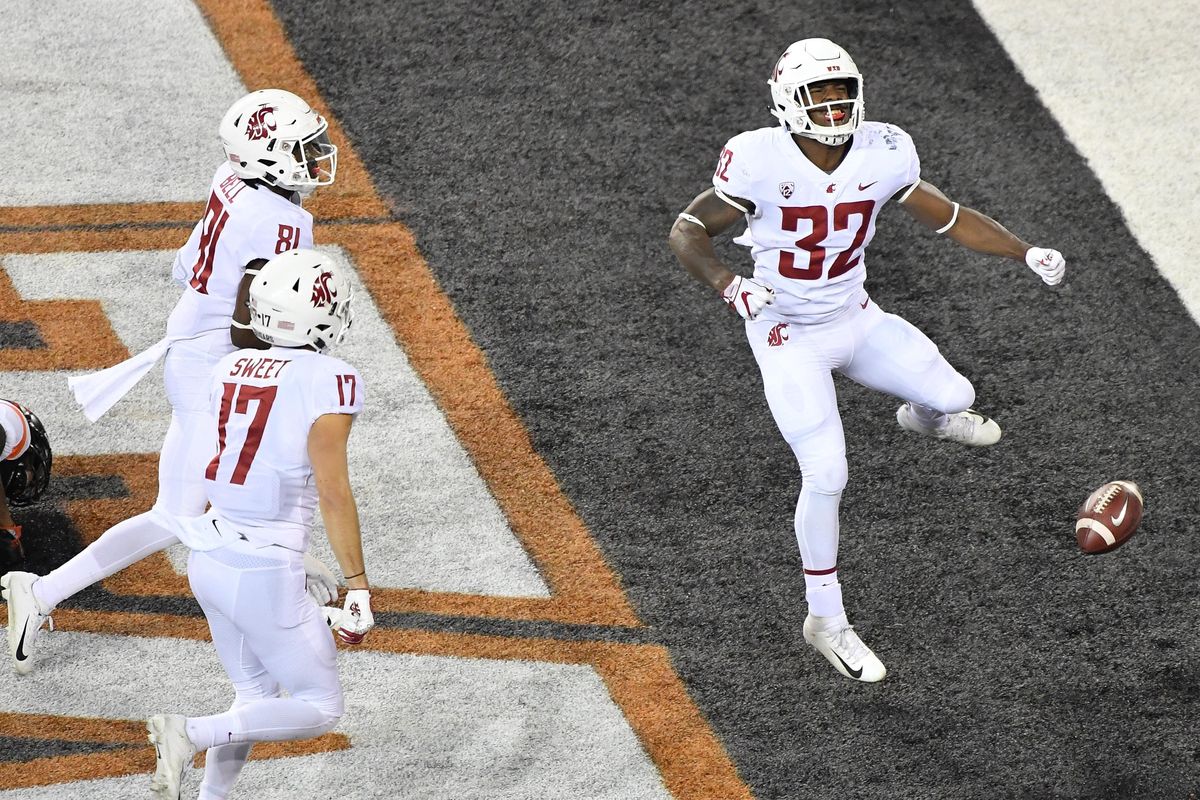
left=803, top=613, right=887, bottom=683
left=896, top=403, right=1001, bottom=447
left=147, top=714, right=196, bottom=800
left=1, top=572, right=53, bottom=676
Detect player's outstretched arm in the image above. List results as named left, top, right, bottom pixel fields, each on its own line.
left=669, top=188, right=775, bottom=319
left=900, top=180, right=1065, bottom=285
left=309, top=413, right=374, bottom=644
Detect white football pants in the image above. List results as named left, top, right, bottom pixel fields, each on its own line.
left=35, top=331, right=233, bottom=609
left=747, top=300, right=974, bottom=613
left=184, top=540, right=342, bottom=799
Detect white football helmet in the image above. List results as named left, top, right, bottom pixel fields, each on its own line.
left=219, top=89, right=337, bottom=196
left=768, top=38, right=864, bottom=146
left=248, top=249, right=353, bottom=351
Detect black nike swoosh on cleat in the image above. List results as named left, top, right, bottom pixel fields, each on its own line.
left=15, top=626, right=30, bottom=662
left=833, top=652, right=862, bottom=679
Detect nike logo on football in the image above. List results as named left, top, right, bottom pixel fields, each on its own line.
left=858, top=181, right=877, bottom=191
left=15, top=626, right=30, bottom=662
left=834, top=651, right=863, bottom=679
left=1111, top=501, right=1128, bottom=526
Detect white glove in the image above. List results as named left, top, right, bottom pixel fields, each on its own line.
left=1025, top=247, right=1065, bottom=286
left=721, top=275, right=776, bottom=320
left=303, top=553, right=338, bottom=606
left=323, top=589, right=374, bottom=645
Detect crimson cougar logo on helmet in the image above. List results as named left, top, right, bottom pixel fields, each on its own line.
left=311, top=270, right=337, bottom=307
left=244, top=107, right=277, bottom=141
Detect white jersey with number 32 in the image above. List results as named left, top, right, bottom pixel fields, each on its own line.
left=713, top=122, right=920, bottom=322
left=204, top=347, right=363, bottom=551
left=167, top=163, right=314, bottom=338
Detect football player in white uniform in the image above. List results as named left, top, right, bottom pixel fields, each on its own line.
left=2, top=89, right=340, bottom=675
left=146, top=249, right=372, bottom=800
left=668, top=38, right=1066, bottom=683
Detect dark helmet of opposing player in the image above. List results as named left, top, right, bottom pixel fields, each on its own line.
left=0, top=402, right=52, bottom=506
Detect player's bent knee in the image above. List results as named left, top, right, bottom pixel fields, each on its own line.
left=297, top=685, right=345, bottom=732
left=800, top=457, right=848, bottom=495
left=923, top=372, right=975, bottom=414
left=937, top=375, right=975, bottom=414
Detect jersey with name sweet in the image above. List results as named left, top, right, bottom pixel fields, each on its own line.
left=712, top=122, right=920, bottom=322
left=204, top=347, right=363, bottom=551
left=167, top=163, right=314, bottom=337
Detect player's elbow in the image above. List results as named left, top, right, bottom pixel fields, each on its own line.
left=668, top=220, right=700, bottom=260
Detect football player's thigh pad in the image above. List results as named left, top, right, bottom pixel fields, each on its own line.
left=843, top=310, right=972, bottom=410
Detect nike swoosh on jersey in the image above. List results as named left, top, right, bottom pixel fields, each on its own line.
left=1111, top=500, right=1128, bottom=526
left=858, top=181, right=878, bottom=191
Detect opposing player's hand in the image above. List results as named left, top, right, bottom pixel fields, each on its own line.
left=721, top=275, right=776, bottom=320
left=326, top=589, right=374, bottom=645
left=1025, top=247, right=1065, bottom=286
left=302, top=553, right=338, bottom=606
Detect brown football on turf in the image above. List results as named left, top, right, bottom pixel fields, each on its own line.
left=1076, top=480, right=1144, bottom=554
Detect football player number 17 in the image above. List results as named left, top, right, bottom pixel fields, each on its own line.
left=205, top=383, right=279, bottom=485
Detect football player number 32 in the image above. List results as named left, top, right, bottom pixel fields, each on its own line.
left=779, top=201, right=875, bottom=280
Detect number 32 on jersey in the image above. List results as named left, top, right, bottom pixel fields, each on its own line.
left=779, top=201, right=875, bottom=281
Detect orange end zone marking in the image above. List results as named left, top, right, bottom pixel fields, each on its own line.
left=0, top=268, right=128, bottom=371
left=0, top=711, right=348, bottom=789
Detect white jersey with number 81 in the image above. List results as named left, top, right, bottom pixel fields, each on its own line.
left=713, top=122, right=920, bottom=322
left=167, top=162, right=314, bottom=338
left=204, top=347, right=363, bottom=551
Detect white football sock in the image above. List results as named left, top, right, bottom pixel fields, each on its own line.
left=805, top=579, right=845, bottom=619
left=197, top=742, right=251, bottom=800
left=34, top=510, right=178, bottom=609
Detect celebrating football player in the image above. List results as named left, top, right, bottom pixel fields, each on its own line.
left=146, top=249, right=371, bottom=800
left=1, top=89, right=340, bottom=677
left=0, top=400, right=52, bottom=571
left=668, top=38, right=1066, bottom=683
